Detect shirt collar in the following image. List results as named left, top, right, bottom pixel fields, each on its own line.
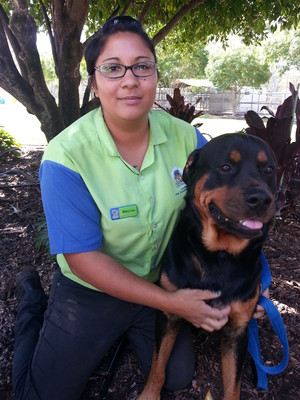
left=95, top=108, right=168, bottom=158
left=148, top=110, right=168, bottom=145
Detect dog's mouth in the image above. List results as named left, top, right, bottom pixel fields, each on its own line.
left=208, top=202, right=264, bottom=239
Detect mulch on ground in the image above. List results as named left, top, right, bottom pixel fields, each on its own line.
left=0, top=147, right=299, bottom=400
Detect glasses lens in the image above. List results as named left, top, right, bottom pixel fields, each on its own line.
left=132, top=62, right=156, bottom=77
left=95, top=62, right=157, bottom=79
left=99, top=64, right=125, bottom=78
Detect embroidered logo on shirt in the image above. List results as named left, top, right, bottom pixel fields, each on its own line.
left=171, top=167, right=184, bottom=185
left=171, top=167, right=187, bottom=195
left=110, top=205, right=138, bottom=220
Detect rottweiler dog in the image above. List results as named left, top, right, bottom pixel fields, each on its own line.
left=138, top=133, right=278, bottom=400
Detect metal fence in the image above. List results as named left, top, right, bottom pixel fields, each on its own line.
left=155, top=87, right=293, bottom=116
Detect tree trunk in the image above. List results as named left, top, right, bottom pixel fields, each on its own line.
left=0, top=0, right=205, bottom=142
left=0, top=1, right=91, bottom=142
left=51, top=0, right=90, bottom=128
left=0, top=2, right=64, bottom=142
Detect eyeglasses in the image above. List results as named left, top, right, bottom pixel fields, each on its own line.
left=94, top=61, right=157, bottom=79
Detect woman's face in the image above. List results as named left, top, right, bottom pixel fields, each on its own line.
left=92, top=32, right=158, bottom=125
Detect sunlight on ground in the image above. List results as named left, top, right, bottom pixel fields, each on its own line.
left=0, top=92, right=47, bottom=146
left=193, top=116, right=248, bottom=138
left=273, top=300, right=298, bottom=315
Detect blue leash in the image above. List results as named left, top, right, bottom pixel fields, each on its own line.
left=247, top=253, right=289, bottom=390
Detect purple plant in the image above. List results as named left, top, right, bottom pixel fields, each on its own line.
left=244, top=83, right=300, bottom=213
left=155, top=88, right=204, bottom=124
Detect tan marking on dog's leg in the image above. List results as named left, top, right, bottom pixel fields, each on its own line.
left=138, top=325, right=179, bottom=400
left=138, top=273, right=180, bottom=399
left=160, top=272, right=178, bottom=292
left=229, top=286, right=260, bottom=333
left=221, top=288, right=260, bottom=399
left=221, top=340, right=242, bottom=400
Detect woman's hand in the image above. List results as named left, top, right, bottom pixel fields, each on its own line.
left=253, top=287, right=269, bottom=319
left=167, top=289, right=231, bottom=332
left=65, top=250, right=230, bottom=332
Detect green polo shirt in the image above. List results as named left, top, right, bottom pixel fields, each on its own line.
left=40, top=108, right=205, bottom=289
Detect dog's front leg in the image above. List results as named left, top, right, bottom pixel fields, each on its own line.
left=221, top=327, right=249, bottom=400
left=138, top=311, right=181, bottom=400
left=220, top=290, right=259, bottom=399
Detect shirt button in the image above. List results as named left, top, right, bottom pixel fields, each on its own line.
left=141, top=175, right=145, bottom=180
left=153, top=223, right=157, bottom=229
left=150, top=195, right=154, bottom=203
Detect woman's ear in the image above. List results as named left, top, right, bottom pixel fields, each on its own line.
left=90, top=76, right=99, bottom=98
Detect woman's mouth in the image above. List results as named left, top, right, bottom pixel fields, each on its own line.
left=119, top=96, right=141, bottom=104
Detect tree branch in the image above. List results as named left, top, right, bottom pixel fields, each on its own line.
left=119, top=0, right=135, bottom=16
left=152, top=0, right=205, bottom=46
left=0, top=16, right=35, bottom=107
left=138, top=0, right=154, bottom=23
left=10, top=0, right=47, bottom=90
left=0, top=4, right=28, bottom=80
left=38, top=0, right=58, bottom=68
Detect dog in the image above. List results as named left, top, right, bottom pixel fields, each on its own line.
left=138, top=133, right=278, bottom=400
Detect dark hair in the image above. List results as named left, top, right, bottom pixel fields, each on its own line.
left=85, top=16, right=157, bottom=77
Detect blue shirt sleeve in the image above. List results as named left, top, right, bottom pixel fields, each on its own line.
left=195, top=127, right=208, bottom=149
left=39, top=160, right=102, bottom=254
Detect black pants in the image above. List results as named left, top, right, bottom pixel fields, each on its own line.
left=13, top=268, right=195, bottom=400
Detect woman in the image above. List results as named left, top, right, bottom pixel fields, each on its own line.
left=13, top=16, right=264, bottom=400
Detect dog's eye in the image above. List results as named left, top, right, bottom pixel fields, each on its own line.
left=265, top=165, right=275, bottom=175
left=220, top=164, right=231, bottom=172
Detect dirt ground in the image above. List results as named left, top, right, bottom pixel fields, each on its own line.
left=0, top=147, right=299, bottom=400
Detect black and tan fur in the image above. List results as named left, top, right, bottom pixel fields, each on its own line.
left=138, top=133, right=278, bottom=400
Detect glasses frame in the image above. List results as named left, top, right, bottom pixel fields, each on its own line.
left=94, top=61, right=157, bottom=80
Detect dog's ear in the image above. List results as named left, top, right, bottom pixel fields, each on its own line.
left=182, top=149, right=202, bottom=186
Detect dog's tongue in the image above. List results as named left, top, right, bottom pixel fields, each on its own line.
left=241, top=219, right=263, bottom=230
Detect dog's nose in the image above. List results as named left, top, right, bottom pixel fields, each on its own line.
left=244, top=189, right=272, bottom=210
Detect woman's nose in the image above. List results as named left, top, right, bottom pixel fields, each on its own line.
left=120, top=69, right=139, bottom=86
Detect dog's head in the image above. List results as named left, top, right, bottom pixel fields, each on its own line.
left=183, top=133, right=278, bottom=254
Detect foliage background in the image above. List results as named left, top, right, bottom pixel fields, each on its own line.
left=1, top=0, right=299, bottom=142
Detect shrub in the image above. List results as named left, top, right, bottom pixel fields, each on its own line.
left=0, top=128, right=21, bottom=160
left=244, top=83, right=300, bottom=213
left=155, top=88, right=204, bottom=124
left=35, top=215, right=56, bottom=262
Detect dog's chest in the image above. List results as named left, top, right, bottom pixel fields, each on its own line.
left=165, top=246, right=261, bottom=304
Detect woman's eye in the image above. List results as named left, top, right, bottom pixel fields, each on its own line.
left=136, top=63, right=150, bottom=71
left=220, top=164, right=231, bottom=172
left=109, top=64, right=122, bottom=72
left=102, top=64, right=121, bottom=72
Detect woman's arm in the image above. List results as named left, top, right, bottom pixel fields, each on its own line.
left=65, top=250, right=231, bottom=332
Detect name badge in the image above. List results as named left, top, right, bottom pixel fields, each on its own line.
left=110, top=205, right=138, bottom=220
